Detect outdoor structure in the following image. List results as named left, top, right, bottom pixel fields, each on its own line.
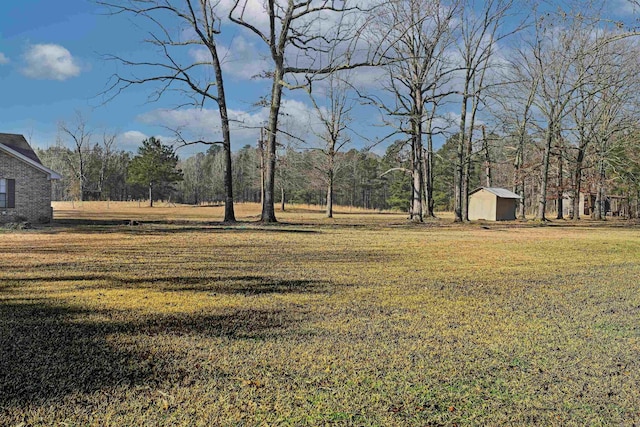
left=0, top=133, right=61, bottom=223
left=562, top=192, right=629, bottom=218
left=468, top=187, right=521, bottom=221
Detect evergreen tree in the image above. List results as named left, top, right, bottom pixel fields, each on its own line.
left=128, top=137, right=183, bottom=207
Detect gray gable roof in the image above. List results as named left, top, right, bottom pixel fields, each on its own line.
left=471, top=187, right=522, bottom=199
left=0, top=133, right=61, bottom=180
left=0, top=133, right=42, bottom=164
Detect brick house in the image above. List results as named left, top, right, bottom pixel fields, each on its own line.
left=0, top=133, right=61, bottom=223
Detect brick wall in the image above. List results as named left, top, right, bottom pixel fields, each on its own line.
left=0, top=151, right=53, bottom=223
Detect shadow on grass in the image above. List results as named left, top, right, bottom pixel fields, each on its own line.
left=0, top=300, right=303, bottom=408
left=0, top=275, right=330, bottom=295
left=49, top=218, right=321, bottom=234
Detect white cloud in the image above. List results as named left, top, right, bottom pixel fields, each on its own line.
left=117, top=130, right=173, bottom=150
left=137, top=99, right=322, bottom=149
left=189, top=36, right=270, bottom=81
left=0, top=52, right=9, bottom=65
left=138, top=107, right=266, bottom=145
left=188, top=47, right=211, bottom=64
left=118, top=130, right=149, bottom=148
left=220, top=0, right=269, bottom=28
left=21, top=44, right=81, bottom=81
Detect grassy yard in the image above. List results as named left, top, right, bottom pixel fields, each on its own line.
left=1, top=202, right=640, bottom=426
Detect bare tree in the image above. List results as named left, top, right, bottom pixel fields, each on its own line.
left=101, top=0, right=236, bottom=222
left=523, top=4, right=638, bottom=221
left=490, top=44, right=539, bottom=219
left=361, top=0, right=458, bottom=222
left=453, top=0, right=515, bottom=222
left=306, top=73, right=355, bottom=218
left=591, top=64, right=638, bottom=219
left=229, top=0, right=385, bottom=222
left=59, top=113, right=92, bottom=201
left=98, top=131, right=117, bottom=200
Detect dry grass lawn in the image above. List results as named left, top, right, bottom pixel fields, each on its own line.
left=1, top=202, right=639, bottom=426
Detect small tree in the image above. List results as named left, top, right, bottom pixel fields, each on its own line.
left=128, top=137, right=183, bottom=207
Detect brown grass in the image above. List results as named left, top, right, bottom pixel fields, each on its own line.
left=1, top=202, right=640, bottom=425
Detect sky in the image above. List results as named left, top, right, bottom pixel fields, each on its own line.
left=0, top=0, right=381, bottom=158
left=0, top=0, right=638, bottom=158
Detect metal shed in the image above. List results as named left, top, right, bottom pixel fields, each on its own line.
left=468, top=187, right=521, bottom=221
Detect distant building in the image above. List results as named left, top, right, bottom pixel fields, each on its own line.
left=562, top=192, right=629, bottom=218
left=468, top=187, right=521, bottom=221
left=0, top=133, right=61, bottom=223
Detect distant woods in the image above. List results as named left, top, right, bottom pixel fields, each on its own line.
left=37, top=128, right=640, bottom=218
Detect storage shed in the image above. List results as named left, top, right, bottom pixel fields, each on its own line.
left=468, top=187, right=521, bottom=221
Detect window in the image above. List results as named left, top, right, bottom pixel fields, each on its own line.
left=0, top=178, right=14, bottom=209
left=0, top=179, right=6, bottom=208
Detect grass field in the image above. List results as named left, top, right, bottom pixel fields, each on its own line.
left=1, top=202, right=640, bottom=426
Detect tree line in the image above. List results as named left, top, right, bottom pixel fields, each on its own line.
left=39, top=0, right=640, bottom=221
left=38, top=125, right=640, bottom=219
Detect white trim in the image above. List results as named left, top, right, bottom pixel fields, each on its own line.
left=0, top=143, right=61, bottom=180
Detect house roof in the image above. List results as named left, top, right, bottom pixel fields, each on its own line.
left=0, top=133, right=61, bottom=180
left=470, top=187, right=522, bottom=199
left=0, top=133, right=43, bottom=164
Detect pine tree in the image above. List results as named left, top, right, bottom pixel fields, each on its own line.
left=128, top=137, right=183, bottom=207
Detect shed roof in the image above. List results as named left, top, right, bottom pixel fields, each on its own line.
left=470, top=187, right=522, bottom=199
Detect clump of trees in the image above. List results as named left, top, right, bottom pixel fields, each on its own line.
left=38, top=0, right=640, bottom=220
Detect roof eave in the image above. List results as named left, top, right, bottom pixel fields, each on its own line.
left=0, top=143, right=62, bottom=180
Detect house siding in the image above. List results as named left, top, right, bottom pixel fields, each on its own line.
left=0, top=151, right=53, bottom=223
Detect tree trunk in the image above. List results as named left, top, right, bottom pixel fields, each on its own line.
left=326, top=160, right=334, bottom=218
left=79, top=153, right=85, bottom=202
left=149, top=183, right=153, bottom=207
left=411, top=132, right=423, bottom=222
left=556, top=143, right=563, bottom=220
left=536, top=124, right=554, bottom=221
left=594, top=157, right=606, bottom=220
left=455, top=96, right=468, bottom=223
left=410, top=86, right=423, bottom=222
left=463, top=91, right=482, bottom=221
left=261, top=67, right=284, bottom=223
left=426, top=131, right=435, bottom=217
left=572, top=148, right=585, bottom=220
left=281, top=186, right=285, bottom=212
left=513, top=133, right=525, bottom=220
left=210, top=45, right=236, bottom=222
left=482, top=126, right=491, bottom=187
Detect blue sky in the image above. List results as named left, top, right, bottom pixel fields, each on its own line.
left=0, top=0, right=298, bottom=157
left=0, top=0, right=638, bottom=158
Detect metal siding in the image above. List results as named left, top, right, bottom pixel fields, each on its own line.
left=469, top=189, right=497, bottom=220
left=495, top=197, right=516, bottom=220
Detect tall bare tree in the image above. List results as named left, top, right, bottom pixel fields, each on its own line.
left=101, top=0, right=236, bottom=222
left=489, top=39, right=539, bottom=219
left=229, top=0, right=385, bottom=222
left=306, top=73, right=355, bottom=218
left=98, top=131, right=117, bottom=200
left=523, top=4, right=638, bottom=220
left=453, top=0, right=515, bottom=222
left=362, top=0, right=457, bottom=222
left=59, top=113, right=92, bottom=201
